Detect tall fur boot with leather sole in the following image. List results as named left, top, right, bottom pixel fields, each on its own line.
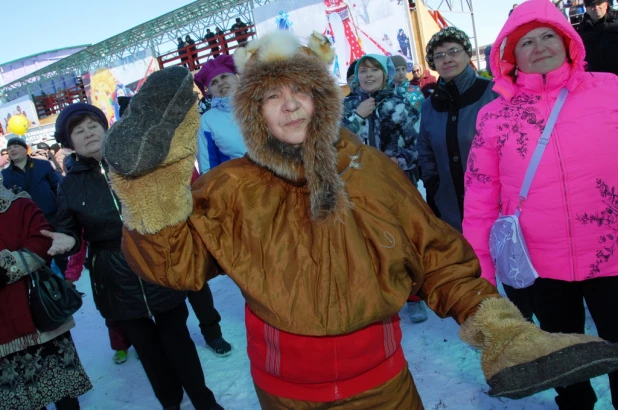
left=460, top=297, right=618, bottom=399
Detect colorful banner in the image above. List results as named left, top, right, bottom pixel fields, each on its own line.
left=83, top=50, right=158, bottom=126
left=0, top=95, right=40, bottom=136
left=253, top=0, right=416, bottom=84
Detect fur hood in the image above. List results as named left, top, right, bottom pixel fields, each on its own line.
left=232, top=31, right=349, bottom=222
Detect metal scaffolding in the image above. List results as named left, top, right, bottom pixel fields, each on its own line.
left=421, top=0, right=482, bottom=69
left=0, top=0, right=273, bottom=101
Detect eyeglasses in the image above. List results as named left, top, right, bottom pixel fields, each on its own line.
left=433, top=48, right=464, bottom=61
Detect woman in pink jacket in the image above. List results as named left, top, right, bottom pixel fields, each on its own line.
left=463, top=0, right=618, bottom=409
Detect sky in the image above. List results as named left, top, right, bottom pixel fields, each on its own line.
left=0, top=0, right=514, bottom=66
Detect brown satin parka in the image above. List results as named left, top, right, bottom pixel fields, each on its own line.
left=121, top=130, right=497, bottom=337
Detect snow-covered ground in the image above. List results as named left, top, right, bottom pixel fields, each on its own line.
left=68, top=182, right=611, bottom=409
left=70, top=271, right=612, bottom=410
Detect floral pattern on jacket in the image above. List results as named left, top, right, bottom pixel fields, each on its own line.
left=342, top=86, right=420, bottom=171
left=576, top=180, right=618, bottom=278
left=462, top=0, right=618, bottom=285
left=475, top=93, right=544, bottom=160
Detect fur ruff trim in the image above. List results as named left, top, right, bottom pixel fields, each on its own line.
left=234, top=31, right=335, bottom=74
left=233, top=32, right=349, bottom=222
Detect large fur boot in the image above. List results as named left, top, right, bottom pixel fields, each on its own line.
left=460, top=297, right=618, bottom=398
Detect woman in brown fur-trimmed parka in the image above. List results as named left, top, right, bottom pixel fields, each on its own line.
left=45, top=31, right=618, bottom=409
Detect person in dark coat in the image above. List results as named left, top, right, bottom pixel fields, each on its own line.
left=45, top=103, right=223, bottom=410
left=177, top=37, right=188, bottom=67
left=418, top=27, right=498, bottom=233
left=2, top=137, right=60, bottom=225
left=185, top=35, right=199, bottom=69
left=230, top=18, right=248, bottom=44
left=577, top=0, right=618, bottom=75
left=205, top=28, right=220, bottom=57
left=215, top=27, right=228, bottom=54
left=2, top=137, right=68, bottom=275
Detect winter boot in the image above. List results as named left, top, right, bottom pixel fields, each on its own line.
left=206, top=337, right=232, bottom=357
left=460, top=297, right=618, bottom=399
left=407, top=300, right=428, bottom=323
left=113, top=349, right=128, bottom=364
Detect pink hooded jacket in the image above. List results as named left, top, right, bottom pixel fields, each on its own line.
left=462, top=0, right=618, bottom=286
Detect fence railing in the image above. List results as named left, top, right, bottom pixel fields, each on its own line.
left=157, top=25, right=257, bottom=71
left=33, top=83, right=87, bottom=118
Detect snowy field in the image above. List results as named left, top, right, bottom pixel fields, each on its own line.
left=68, top=182, right=612, bottom=409
left=69, top=274, right=612, bottom=410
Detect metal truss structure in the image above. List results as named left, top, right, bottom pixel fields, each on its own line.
left=0, top=0, right=273, bottom=101
left=421, top=0, right=482, bottom=68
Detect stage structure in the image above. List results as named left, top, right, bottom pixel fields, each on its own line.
left=0, top=0, right=274, bottom=103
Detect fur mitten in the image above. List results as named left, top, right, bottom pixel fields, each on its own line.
left=460, top=297, right=618, bottom=399
left=102, top=66, right=198, bottom=234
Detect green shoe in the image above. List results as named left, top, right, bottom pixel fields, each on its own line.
left=113, top=350, right=128, bottom=364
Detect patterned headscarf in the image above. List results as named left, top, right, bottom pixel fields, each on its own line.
left=425, top=27, right=473, bottom=70
left=0, top=184, right=30, bottom=214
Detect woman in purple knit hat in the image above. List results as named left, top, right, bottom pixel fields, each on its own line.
left=193, top=55, right=247, bottom=174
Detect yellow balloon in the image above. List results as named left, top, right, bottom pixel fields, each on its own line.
left=8, top=115, right=30, bottom=136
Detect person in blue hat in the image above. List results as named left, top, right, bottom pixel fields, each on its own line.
left=341, top=54, right=420, bottom=185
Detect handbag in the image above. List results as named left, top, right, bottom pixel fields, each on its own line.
left=489, top=88, right=568, bottom=289
left=17, top=249, right=83, bottom=332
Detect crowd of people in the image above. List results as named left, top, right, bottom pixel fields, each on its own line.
left=177, top=18, right=251, bottom=71
left=2, top=0, right=618, bottom=409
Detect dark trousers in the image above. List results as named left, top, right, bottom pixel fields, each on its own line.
left=187, top=282, right=222, bottom=342
left=503, top=283, right=536, bottom=322
left=41, top=396, right=80, bottom=410
left=55, top=397, right=79, bottom=410
left=119, top=303, right=217, bottom=409
left=531, top=277, right=618, bottom=410
left=105, top=319, right=131, bottom=351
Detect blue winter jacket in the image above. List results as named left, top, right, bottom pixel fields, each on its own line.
left=196, top=96, right=247, bottom=174
left=2, top=157, right=61, bottom=224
